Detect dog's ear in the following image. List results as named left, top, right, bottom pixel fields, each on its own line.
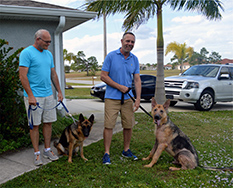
left=163, top=99, right=170, bottom=110
left=151, top=97, right=157, bottom=108
left=79, top=113, right=85, bottom=122
left=88, top=114, right=94, bottom=124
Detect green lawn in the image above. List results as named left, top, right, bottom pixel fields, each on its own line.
left=2, top=111, right=232, bottom=188
left=65, top=69, right=181, bottom=99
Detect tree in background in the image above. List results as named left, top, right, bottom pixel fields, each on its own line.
left=189, top=47, right=222, bottom=65
left=208, top=51, right=222, bottom=64
left=84, top=0, right=224, bottom=104
left=63, top=49, right=75, bottom=64
left=165, top=42, right=193, bottom=73
left=72, top=51, right=99, bottom=76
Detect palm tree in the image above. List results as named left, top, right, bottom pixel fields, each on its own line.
left=63, top=49, right=75, bottom=64
left=84, top=0, right=223, bottom=104
left=165, top=42, right=194, bottom=73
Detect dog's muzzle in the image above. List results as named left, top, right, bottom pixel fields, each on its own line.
left=154, top=115, right=161, bottom=126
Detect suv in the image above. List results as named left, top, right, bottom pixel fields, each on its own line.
left=165, top=64, right=233, bottom=111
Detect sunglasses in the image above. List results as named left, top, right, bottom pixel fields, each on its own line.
left=39, top=37, right=51, bottom=44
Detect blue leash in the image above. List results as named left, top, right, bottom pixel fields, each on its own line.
left=28, top=101, right=77, bottom=130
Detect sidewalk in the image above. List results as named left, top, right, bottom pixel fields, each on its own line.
left=0, top=99, right=122, bottom=185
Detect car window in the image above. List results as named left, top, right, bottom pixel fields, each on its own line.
left=141, top=76, right=156, bottom=84
left=182, top=66, right=219, bottom=77
left=219, top=67, right=230, bottom=80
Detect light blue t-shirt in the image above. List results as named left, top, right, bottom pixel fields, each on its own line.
left=101, top=48, right=140, bottom=100
left=19, top=45, right=54, bottom=97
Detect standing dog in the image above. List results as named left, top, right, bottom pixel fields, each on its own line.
left=142, top=98, right=199, bottom=171
left=54, top=113, right=94, bottom=163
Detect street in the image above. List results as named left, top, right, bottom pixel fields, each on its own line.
left=66, top=99, right=233, bottom=116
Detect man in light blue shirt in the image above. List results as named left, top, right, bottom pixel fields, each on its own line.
left=101, top=32, right=141, bottom=164
left=19, top=29, right=63, bottom=166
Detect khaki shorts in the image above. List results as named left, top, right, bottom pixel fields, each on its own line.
left=104, top=99, right=135, bottom=129
left=24, top=95, right=57, bottom=126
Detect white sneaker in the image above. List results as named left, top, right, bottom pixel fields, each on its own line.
left=43, top=150, right=59, bottom=161
left=34, top=154, right=43, bottom=166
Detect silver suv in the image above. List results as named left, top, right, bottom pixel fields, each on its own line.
left=165, top=64, right=233, bottom=111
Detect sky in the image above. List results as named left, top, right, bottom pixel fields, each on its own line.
left=36, top=0, right=233, bottom=65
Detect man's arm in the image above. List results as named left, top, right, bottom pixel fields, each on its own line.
left=19, top=66, right=37, bottom=106
left=51, top=68, right=63, bottom=102
left=133, top=73, right=141, bottom=112
left=100, top=70, right=129, bottom=93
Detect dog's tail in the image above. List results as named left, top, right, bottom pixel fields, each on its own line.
left=201, top=166, right=233, bottom=172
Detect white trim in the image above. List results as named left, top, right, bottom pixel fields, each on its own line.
left=0, top=5, right=96, bottom=19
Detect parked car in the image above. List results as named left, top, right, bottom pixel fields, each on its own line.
left=90, top=74, right=156, bottom=101
left=164, top=64, right=233, bottom=111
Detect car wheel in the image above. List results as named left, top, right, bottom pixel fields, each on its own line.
left=169, top=101, right=177, bottom=107
left=194, top=90, right=214, bottom=111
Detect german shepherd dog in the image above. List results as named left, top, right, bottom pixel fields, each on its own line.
left=142, top=98, right=199, bottom=171
left=54, top=113, right=94, bottom=163
left=142, top=98, right=233, bottom=171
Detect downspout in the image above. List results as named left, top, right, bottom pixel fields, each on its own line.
left=54, top=16, right=65, bottom=113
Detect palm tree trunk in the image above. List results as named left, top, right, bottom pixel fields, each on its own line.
left=155, top=6, right=165, bottom=104
left=103, top=13, right=107, bottom=59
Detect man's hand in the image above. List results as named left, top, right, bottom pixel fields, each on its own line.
left=119, top=85, right=129, bottom=94
left=28, top=95, right=37, bottom=106
left=57, top=92, right=63, bottom=102
left=133, top=99, right=140, bottom=112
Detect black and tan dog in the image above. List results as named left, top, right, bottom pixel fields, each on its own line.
left=54, top=113, right=94, bottom=163
left=142, top=98, right=199, bottom=171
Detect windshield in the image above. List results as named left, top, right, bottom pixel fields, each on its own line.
left=182, top=65, right=219, bottom=77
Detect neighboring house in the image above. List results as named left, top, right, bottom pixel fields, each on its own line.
left=164, top=64, right=172, bottom=70
left=220, top=58, right=233, bottom=65
left=175, top=62, right=190, bottom=70
left=0, top=0, right=96, bottom=100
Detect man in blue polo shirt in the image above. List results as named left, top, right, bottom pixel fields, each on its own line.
left=101, top=32, right=141, bottom=164
left=19, top=29, right=63, bottom=166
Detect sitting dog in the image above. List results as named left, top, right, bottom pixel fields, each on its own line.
left=54, top=113, right=94, bottom=163
left=142, top=98, right=199, bottom=171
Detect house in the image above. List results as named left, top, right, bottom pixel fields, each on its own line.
left=164, top=64, right=172, bottom=70
left=0, top=0, right=96, bottom=101
left=175, top=62, right=190, bottom=70
left=220, top=58, right=233, bottom=65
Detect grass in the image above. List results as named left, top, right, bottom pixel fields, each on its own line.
left=65, top=88, right=95, bottom=99
left=64, top=69, right=181, bottom=99
left=2, top=111, right=232, bottom=188
left=65, top=69, right=181, bottom=81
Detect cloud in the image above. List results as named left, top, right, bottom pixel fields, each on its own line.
left=39, top=0, right=233, bottom=65
left=172, top=15, right=203, bottom=24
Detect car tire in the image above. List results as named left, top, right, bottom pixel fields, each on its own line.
left=169, top=101, right=177, bottom=107
left=194, top=90, right=214, bottom=111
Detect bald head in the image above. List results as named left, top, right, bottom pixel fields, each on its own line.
left=34, top=29, right=50, bottom=40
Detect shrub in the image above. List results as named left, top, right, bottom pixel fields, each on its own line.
left=0, top=39, right=29, bottom=152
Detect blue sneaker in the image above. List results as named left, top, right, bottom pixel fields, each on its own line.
left=102, top=153, right=111, bottom=165
left=122, top=149, right=138, bottom=160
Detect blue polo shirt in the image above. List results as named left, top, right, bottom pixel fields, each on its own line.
left=19, top=45, right=54, bottom=97
left=102, top=48, right=140, bottom=100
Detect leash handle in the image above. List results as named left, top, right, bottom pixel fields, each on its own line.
left=121, top=87, right=132, bottom=104
left=28, top=105, right=37, bottom=130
